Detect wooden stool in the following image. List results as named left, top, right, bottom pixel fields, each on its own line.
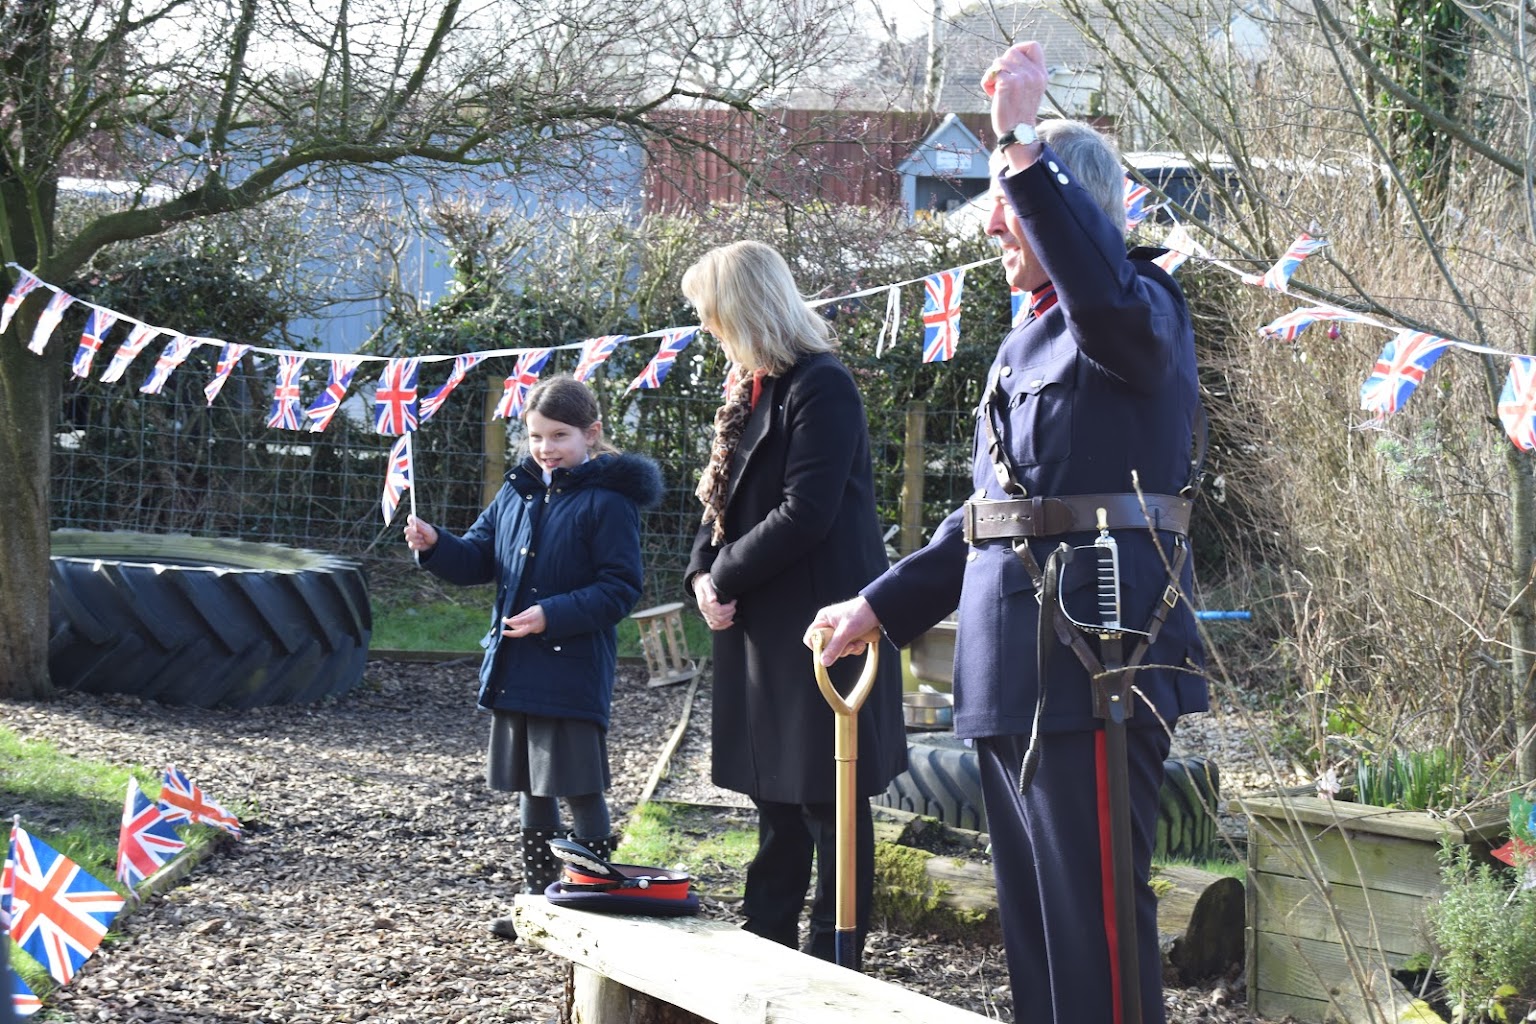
left=631, top=602, right=697, bottom=688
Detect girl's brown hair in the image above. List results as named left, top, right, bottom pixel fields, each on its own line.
left=522, top=373, right=619, bottom=455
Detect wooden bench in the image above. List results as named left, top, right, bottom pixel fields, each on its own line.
left=513, top=895, right=992, bottom=1023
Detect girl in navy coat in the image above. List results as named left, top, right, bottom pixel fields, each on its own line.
left=403, top=374, right=663, bottom=938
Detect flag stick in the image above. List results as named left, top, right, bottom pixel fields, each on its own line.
left=407, top=430, right=417, bottom=521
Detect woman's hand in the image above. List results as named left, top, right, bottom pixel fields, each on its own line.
left=692, top=574, right=737, bottom=631
left=502, top=605, right=547, bottom=638
left=403, top=514, right=438, bottom=553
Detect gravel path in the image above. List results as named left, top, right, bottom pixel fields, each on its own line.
left=3, top=658, right=1299, bottom=1023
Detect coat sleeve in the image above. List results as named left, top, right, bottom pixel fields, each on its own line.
left=706, top=360, right=865, bottom=601
left=417, top=491, right=502, bottom=586
left=1001, top=151, right=1190, bottom=391
left=538, top=494, right=644, bottom=639
left=862, top=504, right=967, bottom=649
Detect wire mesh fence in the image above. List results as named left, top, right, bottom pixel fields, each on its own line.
left=51, top=356, right=984, bottom=607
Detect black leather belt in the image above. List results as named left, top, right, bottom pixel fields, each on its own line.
left=963, top=492, right=1191, bottom=543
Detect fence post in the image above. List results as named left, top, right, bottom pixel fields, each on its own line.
left=482, top=389, right=506, bottom=509
left=900, top=400, right=927, bottom=556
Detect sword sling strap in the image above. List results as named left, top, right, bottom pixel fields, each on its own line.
left=978, top=376, right=1201, bottom=793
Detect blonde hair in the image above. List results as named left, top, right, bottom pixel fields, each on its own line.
left=680, top=241, right=834, bottom=374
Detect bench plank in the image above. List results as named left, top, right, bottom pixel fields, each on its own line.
left=514, top=896, right=992, bottom=1024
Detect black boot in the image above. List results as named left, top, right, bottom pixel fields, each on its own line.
left=489, top=826, right=565, bottom=939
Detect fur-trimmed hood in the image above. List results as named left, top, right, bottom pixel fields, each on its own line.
left=509, top=451, right=665, bottom=509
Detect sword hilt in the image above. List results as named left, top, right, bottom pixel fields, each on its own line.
left=1094, top=507, right=1122, bottom=636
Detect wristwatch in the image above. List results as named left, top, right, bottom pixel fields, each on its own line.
left=996, top=122, right=1038, bottom=152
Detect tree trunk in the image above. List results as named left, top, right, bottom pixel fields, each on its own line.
left=0, top=300, right=62, bottom=699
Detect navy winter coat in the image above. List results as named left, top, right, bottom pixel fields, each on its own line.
left=419, top=452, right=663, bottom=728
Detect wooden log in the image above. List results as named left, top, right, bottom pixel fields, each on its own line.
left=514, top=895, right=993, bottom=1024
left=1157, top=864, right=1245, bottom=985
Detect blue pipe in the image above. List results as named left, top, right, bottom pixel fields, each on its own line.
left=1195, top=610, right=1251, bottom=621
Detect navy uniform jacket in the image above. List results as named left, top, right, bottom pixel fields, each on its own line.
left=420, top=452, right=663, bottom=728
left=865, top=146, right=1209, bottom=739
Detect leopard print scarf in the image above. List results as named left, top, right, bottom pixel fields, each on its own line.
left=695, top=368, right=757, bottom=545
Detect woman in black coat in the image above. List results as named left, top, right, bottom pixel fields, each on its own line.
left=682, top=240, right=906, bottom=965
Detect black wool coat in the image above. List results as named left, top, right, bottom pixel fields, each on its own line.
left=685, top=352, right=907, bottom=804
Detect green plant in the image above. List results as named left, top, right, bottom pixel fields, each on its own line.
left=1428, top=843, right=1536, bottom=1022
left=1354, top=747, right=1463, bottom=811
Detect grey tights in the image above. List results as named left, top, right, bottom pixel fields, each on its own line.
left=519, top=792, right=610, bottom=839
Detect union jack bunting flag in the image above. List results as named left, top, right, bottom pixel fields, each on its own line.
left=266, top=354, right=307, bottom=429
left=627, top=328, right=697, bottom=391
left=304, top=356, right=364, bottom=432
left=1360, top=329, right=1453, bottom=418
left=10, top=966, right=40, bottom=1018
left=116, top=777, right=185, bottom=887
left=1261, top=305, right=1369, bottom=343
left=381, top=432, right=413, bottom=526
left=373, top=357, right=421, bottom=435
left=494, top=348, right=554, bottom=420
left=71, top=308, right=119, bottom=379
left=573, top=335, right=628, bottom=382
left=1152, top=225, right=1200, bottom=275
left=419, top=353, right=487, bottom=423
left=139, top=334, right=203, bottom=395
left=1124, top=178, right=1154, bottom=231
left=1499, top=356, right=1536, bottom=451
left=26, top=289, right=75, bottom=355
left=100, top=322, right=161, bottom=383
left=1009, top=287, right=1026, bottom=326
left=158, top=767, right=242, bottom=837
left=921, top=268, right=966, bottom=363
left=1242, top=233, right=1328, bottom=292
left=0, top=269, right=41, bottom=335
left=203, top=343, right=251, bottom=405
left=7, top=824, right=125, bottom=985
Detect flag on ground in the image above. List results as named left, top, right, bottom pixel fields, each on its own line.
left=9, top=967, right=40, bottom=1018
left=381, top=433, right=413, bottom=526
left=117, top=777, right=186, bottom=887
left=158, top=767, right=242, bottom=837
left=627, top=329, right=697, bottom=391
left=494, top=349, right=553, bottom=420
left=6, top=824, right=125, bottom=985
left=72, top=308, right=119, bottom=379
left=921, top=268, right=965, bottom=363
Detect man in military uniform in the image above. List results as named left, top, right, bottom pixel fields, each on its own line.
left=806, top=40, right=1209, bottom=1024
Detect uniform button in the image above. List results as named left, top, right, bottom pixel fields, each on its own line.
left=1029, top=378, right=1044, bottom=389
left=519, top=547, right=527, bottom=555
left=1047, top=160, right=1059, bottom=173
left=1057, top=173, right=1069, bottom=184
left=553, top=645, right=562, bottom=652
left=967, top=550, right=978, bottom=561
left=1000, top=365, right=1012, bottom=377
left=530, top=587, right=538, bottom=593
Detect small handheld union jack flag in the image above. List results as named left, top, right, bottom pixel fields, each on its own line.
left=921, top=268, right=966, bottom=363
left=373, top=357, right=421, bottom=435
left=72, top=308, right=119, bottom=379
left=203, top=342, right=252, bottom=406
left=266, top=354, right=307, bottom=429
left=117, top=777, right=186, bottom=887
left=7, top=823, right=126, bottom=984
left=0, top=269, right=41, bottom=336
left=573, top=335, right=628, bottom=382
left=100, top=322, right=160, bottom=383
left=26, top=289, right=75, bottom=355
left=1124, top=178, right=1155, bottom=231
left=304, top=356, right=363, bottom=431
left=1360, top=329, right=1453, bottom=418
left=627, top=328, right=697, bottom=391
left=140, top=334, right=203, bottom=395
left=1261, top=305, right=1369, bottom=343
left=1242, top=233, right=1328, bottom=292
left=494, top=349, right=554, bottom=420
left=420, top=353, right=487, bottom=423
left=9, top=966, right=40, bottom=1018
left=381, top=432, right=414, bottom=526
left=1499, top=356, right=1536, bottom=451
left=159, top=767, right=242, bottom=836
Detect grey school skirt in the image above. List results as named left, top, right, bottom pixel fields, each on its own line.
left=486, top=710, right=611, bottom=797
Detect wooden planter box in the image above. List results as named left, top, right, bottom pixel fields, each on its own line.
left=1235, top=791, right=1504, bottom=1023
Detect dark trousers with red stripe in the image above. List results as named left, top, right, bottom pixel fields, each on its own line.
left=978, top=727, right=1171, bottom=1024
